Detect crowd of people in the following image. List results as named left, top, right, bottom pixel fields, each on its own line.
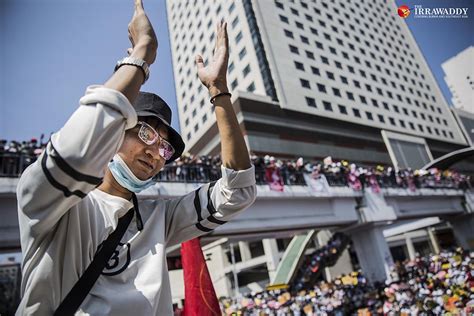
left=293, top=233, right=351, bottom=292
left=1, top=139, right=472, bottom=191
left=220, top=248, right=474, bottom=315
left=0, top=138, right=47, bottom=177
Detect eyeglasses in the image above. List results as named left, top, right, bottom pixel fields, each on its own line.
left=137, top=121, right=175, bottom=160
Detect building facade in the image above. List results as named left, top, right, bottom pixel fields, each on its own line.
left=165, top=0, right=471, bottom=302
left=167, top=0, right=467, bottom=166
left=442, top=46, right=474, bottom=115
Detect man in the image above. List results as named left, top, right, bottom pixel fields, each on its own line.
left=16, top=1, right=256, bottom=315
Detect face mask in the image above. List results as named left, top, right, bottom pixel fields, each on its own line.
left=108, top=154, right=155, bottom=193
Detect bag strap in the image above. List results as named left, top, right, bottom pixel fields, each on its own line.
left=54, top=207, right=134, bottom=316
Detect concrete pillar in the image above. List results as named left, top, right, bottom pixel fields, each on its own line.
left=203, top=242, right=232, bottom=298
left=404, top=233, right=416, bottom=260
left=238, top=241, right=252, bottom=261
left=427, top=227, right=440, bottom=254
left=449, top=214, right=474, bottom=250
left=262, top=238, right=280, bottom=282
left=350, top=225, right=394, bottom=283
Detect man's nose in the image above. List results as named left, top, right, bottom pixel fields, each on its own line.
left=145, top=143, right=162, bottom=161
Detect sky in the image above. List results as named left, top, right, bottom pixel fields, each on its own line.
left=0, top=0, right=473, bottom=142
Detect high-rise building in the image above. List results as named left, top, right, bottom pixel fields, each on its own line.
left=166, top=0, right=468, bottom=167
left=442, top=46, right=474, bottom=115
left=163, top=0, right=473, bottom=301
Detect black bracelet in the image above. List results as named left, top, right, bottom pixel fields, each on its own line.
left=210, top=92, right=232, bottom=104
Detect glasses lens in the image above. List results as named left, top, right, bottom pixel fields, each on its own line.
left=159, top=139, right=175, bottom=160
left=138, top=122, right=158, bottom=145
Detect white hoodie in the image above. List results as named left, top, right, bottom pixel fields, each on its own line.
left=16, top=86, right=257, bottom=315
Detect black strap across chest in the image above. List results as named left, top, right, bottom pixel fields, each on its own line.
left=54, top=193, right=141, bottom=315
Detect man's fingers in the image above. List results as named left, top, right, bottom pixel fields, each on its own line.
left=195, top=54, right=205, bottom=70
left=128, top=33, right=135, bottom=47
left=222, top=21, right=228, bottom=47
left=135, top=0, right=144, bottom=11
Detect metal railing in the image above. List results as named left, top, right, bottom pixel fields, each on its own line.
left=0, top=152, right=471, bottom=190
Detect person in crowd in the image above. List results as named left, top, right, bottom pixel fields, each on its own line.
left=15, top=1, right=256, bottom=314
left=221, top=248, right=473, bottom=315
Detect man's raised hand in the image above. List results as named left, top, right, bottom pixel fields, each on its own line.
left=127, top=0, right=157, bottom=65
left=196, top=21, right=229, bottom=95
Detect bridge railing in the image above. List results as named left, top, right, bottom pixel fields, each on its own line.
left=0, top=152, right=471, bottom=190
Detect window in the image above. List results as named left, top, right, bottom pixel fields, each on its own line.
left=300, top=36, right=309, bottom=44
left=311, top=66, right=320, bottom=75
left=315, top=41, right=324, bottom=49
left=279, top=15, right=289, bottom=23
left=306, top=97, right=317, bottom=107
left=194, top=123, right=199, bottom=132
left=275, top=1, right=284, bottom=9
left=359, top=95, right=367, bottom=104
left=366, top=112, right=373, bottom=120
left=338, top=104, right=347, bottom=114
left=228, top=62, right=235, bottom=73
left=321, top=56, right=329, bottom=64
left=378, top=114, right=385, bottom=123
left=353, top=108, right=361, bottom=117
left=317, top=83, right=327, bottom=93
left=296, top=22, right=304, bottom=30
left=291, top=8, right=299, bottom=16
left=235, top=31, right=243, bottom=44
left=323, top=101, right=333, bottom=111
left=340, top=76, right=348, bottom=84
left=300, top=79, right=311, bottom=89
left=243, top=64, right=251, bottom=77
left=239, top=47, right=247, bottom=60
left=202, top=114, right=207, bottom=123
left=289, top=45, right=299, bottom=54
left=232, top=16, right=239, bottom=28
left=284, top=29, right=294, bottom=38
left=294, top=61, right=305, bottom=71
left=231, top=78, right=238, bottom=89
left=247, top=82, right=256, bottom=92
left=306, top=51, right=315, bottom=60
left=347, top=91, right=355, bottom=100
left=229, top=2, right=236, bottom=12
left=332, top=87, right=341, bottom=97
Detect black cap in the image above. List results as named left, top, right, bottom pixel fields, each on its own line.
left=133, top=92, right=185, bottom=164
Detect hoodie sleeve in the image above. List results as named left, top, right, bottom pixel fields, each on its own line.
left=165, top=165, right=257, bottom=247
left=17, top=85, right=137, bottom=237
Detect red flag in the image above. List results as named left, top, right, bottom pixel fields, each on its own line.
left=181, top=238, right=221, bottom=316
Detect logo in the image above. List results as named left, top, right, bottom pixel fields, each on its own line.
left=101, top=242, right=132, bottom=276
left=398, top=4, right=469, bottom=19
left=398, top=5, right=411, bottom=18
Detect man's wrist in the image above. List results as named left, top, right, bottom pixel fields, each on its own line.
left=208, top=84, right=229, bottom=97
left=130, top=41, right=157, bottom=65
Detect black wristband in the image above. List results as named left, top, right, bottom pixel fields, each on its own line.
left=210, top=92, right=232, bottom=104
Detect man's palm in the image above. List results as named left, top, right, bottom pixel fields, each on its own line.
left=196, top=21, right=229, bottom=88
